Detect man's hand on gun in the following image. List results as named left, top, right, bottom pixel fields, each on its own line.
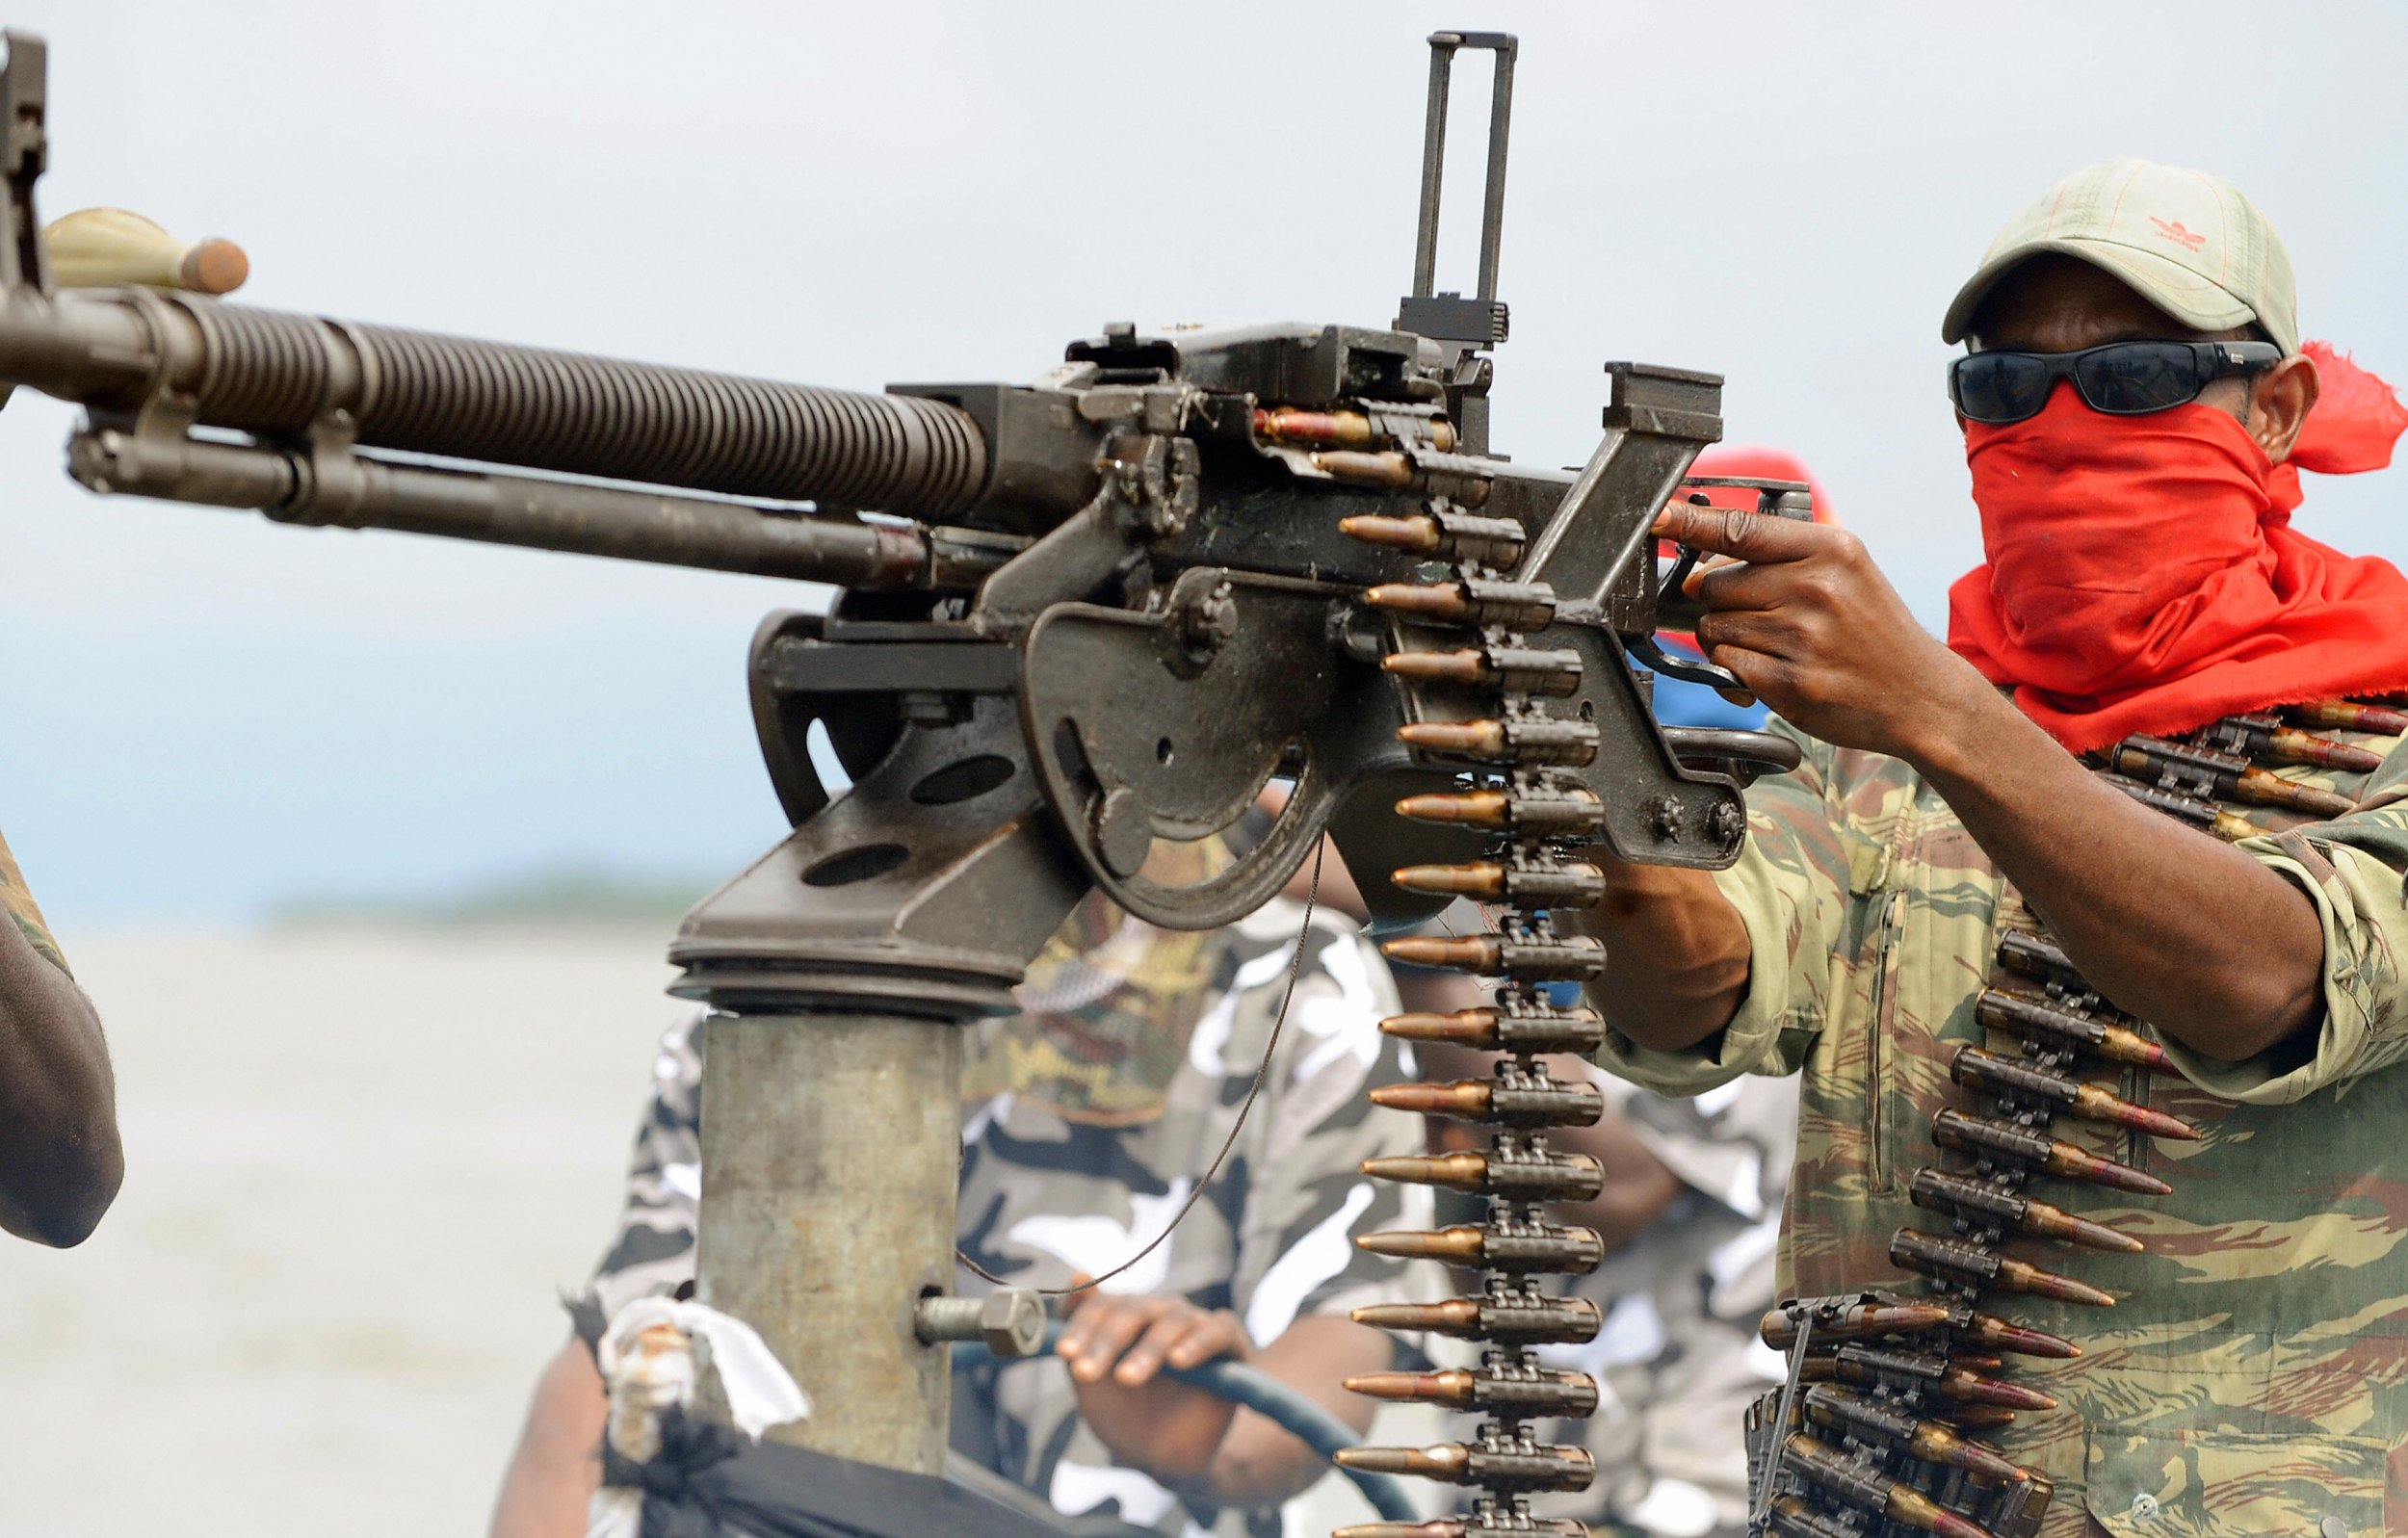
left=1660, top=502, right=1996, bottom=763
left=1642, top=498, right=2329, bottom=1066
left=1561, top=499, right=1984, bottom=1057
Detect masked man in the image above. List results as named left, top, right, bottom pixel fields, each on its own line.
left=0, top=825, right=120, bottom=1246
left=1571, top=160, right=2408, bottom=1535
left=493, top=869, right=1429, bottom=1538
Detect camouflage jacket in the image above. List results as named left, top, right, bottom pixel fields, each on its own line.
left=587, top=893, right=1429, bottom=1538
left=1531, top=1072, right=1797, bottom=1538
left=1598, top=717, right=2408, bottom=1538
left=0, top=824, right=65, bottom=975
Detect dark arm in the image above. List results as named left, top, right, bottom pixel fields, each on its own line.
left=1619, top=504, right=2321, bottom=1064
left=1202, top=1314, right=1394, bottom=1502
left=1057, top=1292, right=1392, bottom=1507
left=490, top=1335, right=608, bottom=1538
left=1563, top=859, right=1757, bottom=1057
left=1902, top=682, right=2321, bottom=1059
left=0, top=910, right=121, bottom=1245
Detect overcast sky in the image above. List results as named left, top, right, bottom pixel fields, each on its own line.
left=4, top=0, right=2405, bottom=925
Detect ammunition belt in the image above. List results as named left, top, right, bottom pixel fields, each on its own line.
left=1333, top=484, right=1620, bottom=1537
left=1743, top=703, right=2384, bottom=1538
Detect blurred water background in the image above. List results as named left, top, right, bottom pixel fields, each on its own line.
left=0, top=916, right=681, bottom=1535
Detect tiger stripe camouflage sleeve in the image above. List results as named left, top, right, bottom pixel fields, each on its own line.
left=0, top=825, right=68, bottom=976
left=2162, top=767, right=2408, bottom=1104
left=1595, top=720, right=1858, bottom=1097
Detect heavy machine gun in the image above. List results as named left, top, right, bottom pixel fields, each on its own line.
left=0, top=26, right=1799, bottom=1526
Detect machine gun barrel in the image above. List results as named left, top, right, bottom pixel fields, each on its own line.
left=66, top=427, right=1011, bottom=589
left=0, top=287, right=990, bottom=515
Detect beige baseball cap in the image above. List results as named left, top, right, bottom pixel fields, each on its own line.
left=1942, top=159, right=2298, bottom=355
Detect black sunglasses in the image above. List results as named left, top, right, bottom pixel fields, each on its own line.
left=1949, top=339, right=2282, bottom=425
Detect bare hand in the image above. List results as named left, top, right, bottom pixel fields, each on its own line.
left=1055, top=1275, right=1253, bottom=1485
left=1659, top=504, right=1990, bottom=760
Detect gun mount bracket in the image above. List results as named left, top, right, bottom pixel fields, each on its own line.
left=676, top=687, right=1086, bottom=1021
left=1022, top=571, right=1372, bottom=930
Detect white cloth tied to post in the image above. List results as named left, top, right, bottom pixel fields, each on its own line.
left=587, top=1296, right=813, bottom=1538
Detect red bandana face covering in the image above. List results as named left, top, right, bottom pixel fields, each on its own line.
left=1947, top=353, right=2408, bottom=753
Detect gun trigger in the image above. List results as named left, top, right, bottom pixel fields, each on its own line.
left=1624, top=631, right=1745, bottom=692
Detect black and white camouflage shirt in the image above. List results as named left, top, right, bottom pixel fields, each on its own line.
left=584, top=891, right=1430, bottom=1537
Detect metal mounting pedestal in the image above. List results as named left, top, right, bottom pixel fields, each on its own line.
left=696, top=1012, right=967, bottom=1473
left=671, top=684, right=1089, bottom=1473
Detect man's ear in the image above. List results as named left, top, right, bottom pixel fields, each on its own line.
left=2251, top=353, right=2321, bottom=461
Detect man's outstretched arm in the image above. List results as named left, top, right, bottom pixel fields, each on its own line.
left=0, top=900, right=121, bottom=1246
left=491, top=1335, right=607, bottom=1538
left=1596, top=505, right=2324, bottom=1067
left=1056, top=1288, right=1392, bottom=1507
